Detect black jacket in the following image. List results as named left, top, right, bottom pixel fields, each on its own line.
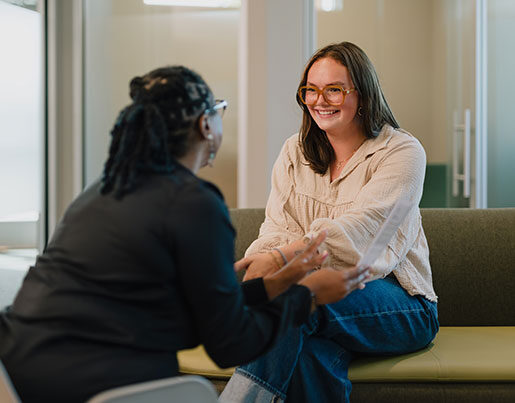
left=0, top=163, right=311, bottom=402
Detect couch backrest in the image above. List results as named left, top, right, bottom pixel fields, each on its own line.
left=421, top=208, right=515, bottom=326
left=229, top=208, right=515, bottom=326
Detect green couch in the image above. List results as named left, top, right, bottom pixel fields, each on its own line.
left=178, top=208, right=515, bottom=402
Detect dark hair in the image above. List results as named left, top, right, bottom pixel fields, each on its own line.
left=100, top=66, right=214, bottom=198
left=296, top=42, right=399, bottom=175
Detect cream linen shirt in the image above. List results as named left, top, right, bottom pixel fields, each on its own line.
left=246, top=125, right=437, bottom=302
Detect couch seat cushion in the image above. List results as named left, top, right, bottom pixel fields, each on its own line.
left=178, top=327, right=515, bottom=382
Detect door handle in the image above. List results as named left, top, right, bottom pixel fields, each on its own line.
left=452, top=108, right=471, bottom=198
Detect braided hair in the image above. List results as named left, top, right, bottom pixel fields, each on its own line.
left=100, top=66, right=214, bottom=198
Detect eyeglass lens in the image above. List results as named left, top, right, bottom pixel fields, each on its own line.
left=301, top=87, right=345, bottom=106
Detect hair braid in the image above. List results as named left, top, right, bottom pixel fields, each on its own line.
left=100, top=66, right=214, bottom=198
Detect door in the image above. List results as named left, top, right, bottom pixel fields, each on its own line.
left=447, top=0, right=515, bottom=208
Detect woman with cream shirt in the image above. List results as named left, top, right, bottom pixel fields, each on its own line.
left=221, top=42, right=439, bottom=403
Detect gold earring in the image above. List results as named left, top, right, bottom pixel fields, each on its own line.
left=357, top=106, right=363, bottom=117
left=207, top=134, right=215, bottom=167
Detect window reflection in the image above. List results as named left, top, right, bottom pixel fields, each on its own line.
left=0, top=1, right=42, bottom=250
left=0, top=0, right=42, bottom=293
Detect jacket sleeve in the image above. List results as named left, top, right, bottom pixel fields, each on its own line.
left=167, top=183, right=311, bottom=368
left=305, top=136, right=426, bottom=279
left=240, top=278, right=268, bottom=306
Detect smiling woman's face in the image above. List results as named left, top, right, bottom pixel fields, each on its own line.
left=306, top=57, right=360, bottom=136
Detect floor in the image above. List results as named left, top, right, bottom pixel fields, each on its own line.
left=0, top=248, right=36, bottom=308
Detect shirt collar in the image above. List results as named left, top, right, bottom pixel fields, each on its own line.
left=333, top=124, right=395, bottom=182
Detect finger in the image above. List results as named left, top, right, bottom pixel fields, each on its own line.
left=344, top=264, right=370, bottom=279
left=234, top=257, right=252, bottom=272
left=347, top=270, right=370, bottom=291
left=353, top=271, right=369, bottom=286
left=310, top=250, right=329, bottom=266
left=302, top=231, right=327, bottom=257
left=299, top=250, right=328, bottom=269
left=341, top=265, right=360, bottom=280
left=298, top=231, right=327, bottom=263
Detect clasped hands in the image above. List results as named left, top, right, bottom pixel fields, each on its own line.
left=234, top=231, right=370, bottom=305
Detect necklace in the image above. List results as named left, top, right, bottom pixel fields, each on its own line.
left=334, top=139, right=366, bottom=171
left=335, top=152, right=356, bottom=170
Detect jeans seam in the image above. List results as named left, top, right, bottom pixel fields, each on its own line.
left=236, top=367, right=287, bottom=400
left=278, top=335, right=305, bottom=393
left=329, top=348, right=349, bottom=369
left=328, top=307, right=426, bottom=321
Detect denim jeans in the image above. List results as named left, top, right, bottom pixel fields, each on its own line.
left=220, top=275, right=439, bottom=403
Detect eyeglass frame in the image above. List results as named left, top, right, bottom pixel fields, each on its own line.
left=298, top=85, right=356, bottom=106
left=205, top=99, right=228, bottom=117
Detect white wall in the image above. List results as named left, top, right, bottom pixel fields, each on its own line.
left=237, top=0, right=314, bottom=208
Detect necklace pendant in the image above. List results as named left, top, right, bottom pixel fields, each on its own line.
left=335, top=157, right=349, bottom=170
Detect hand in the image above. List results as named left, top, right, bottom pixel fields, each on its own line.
left=299, top=266, right=370, bottom=305
left=279, top=237, right=315, bottom=262
left=237, top=232, right=324, bottom=279
left=234, top=256, right=252, bottom=272
left=238, top=253, right=279, bottom=281
left=262, top=231, right=329, bottom=299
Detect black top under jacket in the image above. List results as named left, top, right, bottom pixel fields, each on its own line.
left=0, top=163, right=311, bottom=403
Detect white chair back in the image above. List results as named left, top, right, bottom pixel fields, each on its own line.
left=87, top=375, right=218, bottom=403
left=0, top=360, right=21, bottom=403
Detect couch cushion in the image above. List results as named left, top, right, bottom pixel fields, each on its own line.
left=178, top=347, right=234, bottom=380
left=178, top=327, right=515, bottom=382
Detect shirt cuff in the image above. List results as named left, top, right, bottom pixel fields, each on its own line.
left=241, top=278, right=268, bottom=306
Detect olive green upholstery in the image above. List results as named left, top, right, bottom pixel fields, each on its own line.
left=421, top=209, right=515, bottom=326
left=178, top=208, right=515, bottom=401
left=179, top=327, right=515, bottom=381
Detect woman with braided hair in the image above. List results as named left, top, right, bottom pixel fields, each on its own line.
left=0, top=65, right=369, bottom=402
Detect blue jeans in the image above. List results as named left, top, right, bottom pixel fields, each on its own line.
left=220, top=275, right=439, bottom=403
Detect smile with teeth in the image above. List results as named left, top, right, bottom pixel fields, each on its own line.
left=315, top=109, right=339, bottom=116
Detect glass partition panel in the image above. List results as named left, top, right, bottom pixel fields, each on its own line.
left=316, top=0, right=481, bottom=208
left=0, top=0, right=43, bottom=275
left=84, top=0, right=239, bottom=206
left=487, top=0, right=515, bottom=207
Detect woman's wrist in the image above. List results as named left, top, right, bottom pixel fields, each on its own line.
left=273, top=247, right=288, bottom=265
left=263, top=253, right=305, bottom=299
left=269, top=250, right=284, bottom=271
left=298, top=274, right=319, bottom=299
left=297, top=281, right=319, bottom=313
left=263, top=271, right=289, bottom=300
left=280, top=238, right=309, bottom=261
